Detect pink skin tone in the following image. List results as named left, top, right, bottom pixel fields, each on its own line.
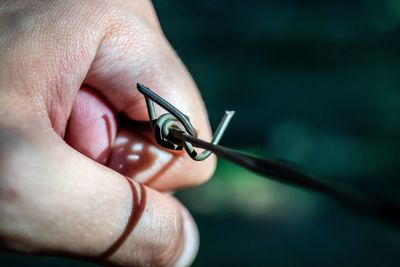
left=65, top=87, right=204, bottom=190
left=64, top=87, right=199, bottom=265
left=65, top=87, right=118, bottom=166
left=64, top=87, right=179, bottom=188
left=0, top=1, right=215, bottom=266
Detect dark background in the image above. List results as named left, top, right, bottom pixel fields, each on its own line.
left=2, top=0, right=400, bottom=266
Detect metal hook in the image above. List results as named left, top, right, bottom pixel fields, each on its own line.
left=137, top=83, right=235, bottom=161
left=137, top=83, right=197, bottom=137
left=135, top=83, right=400, bottom=227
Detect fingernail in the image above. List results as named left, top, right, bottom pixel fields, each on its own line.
left=174, top=207, right=199, bottom=267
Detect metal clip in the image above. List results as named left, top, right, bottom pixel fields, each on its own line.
left=137, top=83, right=235, bottom=161
left=136, top=83, right=400, bottom=227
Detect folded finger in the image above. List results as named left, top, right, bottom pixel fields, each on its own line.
left=1, top=133, right=199, bottom=267
left=81, top=10, right=216, bottom=189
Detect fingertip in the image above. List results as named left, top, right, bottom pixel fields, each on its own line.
left=174, top=206, right=199, bottom=267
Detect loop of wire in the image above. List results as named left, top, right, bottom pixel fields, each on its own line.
left=137, top=83, right=400, bottom=227
left=137, top=83, right=235, bottom=161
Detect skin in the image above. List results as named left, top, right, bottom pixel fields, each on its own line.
left=0, top=1, right=216, bottom=266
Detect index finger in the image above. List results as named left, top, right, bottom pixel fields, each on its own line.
left=82, top=5, right=216, bottom=190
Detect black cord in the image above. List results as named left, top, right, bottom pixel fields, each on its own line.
left=169, top=130, right=400, bottom=227
left=137, top=83, right=400, bottom=228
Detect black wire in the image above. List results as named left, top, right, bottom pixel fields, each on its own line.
left=136, top=83, right=400, bottom=228
left=169, top=130, right=400, bottom=227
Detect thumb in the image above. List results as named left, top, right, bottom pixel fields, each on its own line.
left=0, top=126, right=198, bottom=267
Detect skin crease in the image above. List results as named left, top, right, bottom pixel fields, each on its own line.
left=0, top=1, right=216, bottom=266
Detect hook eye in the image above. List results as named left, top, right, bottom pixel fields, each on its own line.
left=153, top=113, right=184, bottom=150
left=137, top=83, right=235, bottom=161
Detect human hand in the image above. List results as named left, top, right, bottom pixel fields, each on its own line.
left=0, top=1, right=215, bottom=266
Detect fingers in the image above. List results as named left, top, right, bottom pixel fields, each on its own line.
left=1, top=0, right=216, bottom=190
left=65, top=85, right=214, bottom=191
left=0, top=1, right=210, bottom=265
left=86, top=18, right=208, bottom=128
left=65, top=86, right=117, bottom=165
left=0, top=131, right=199, bottom=267
left=108, top=127, right=183, bottom=189
left=82, top=8, right=216, bottom=189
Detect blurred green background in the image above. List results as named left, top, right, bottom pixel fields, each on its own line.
left=2, top=0, right=400, bottom=266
